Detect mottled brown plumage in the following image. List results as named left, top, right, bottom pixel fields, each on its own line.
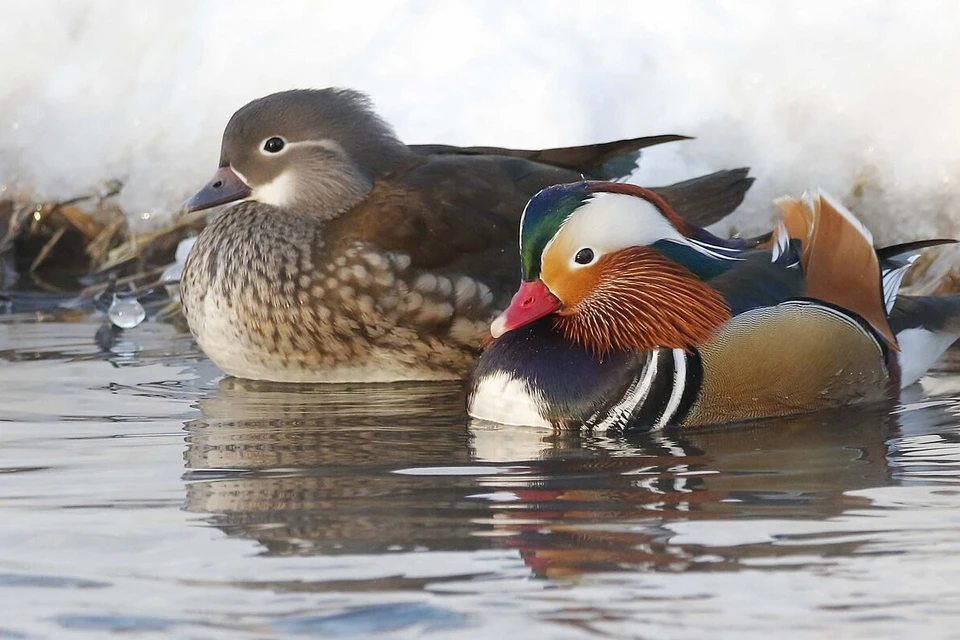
left=181, top=88, right=754, bottom=382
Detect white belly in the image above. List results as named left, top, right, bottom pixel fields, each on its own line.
left=468, top=371, right=552, bottom=427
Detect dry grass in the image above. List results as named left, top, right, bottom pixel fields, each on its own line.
left=0, top=186, right=204, bottom=301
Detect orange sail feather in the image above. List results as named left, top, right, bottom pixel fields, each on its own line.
left=775, top=191, right=898, bottom=350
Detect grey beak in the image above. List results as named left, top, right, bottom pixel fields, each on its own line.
left=181, top=166, right=252, bottom=214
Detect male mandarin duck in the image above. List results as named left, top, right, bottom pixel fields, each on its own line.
left=179, top=88, right=754, bottom=382
left=467, top=181, right=960, bottom=430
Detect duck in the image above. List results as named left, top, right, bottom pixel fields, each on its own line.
left=467, top=181, right=960, bottom=430
left=179, top=88, right=755, bottom=383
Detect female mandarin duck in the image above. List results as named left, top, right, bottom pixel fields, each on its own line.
left=468, top=181, right=960, bottom=430
left=179, top=89, right=754, bottom=382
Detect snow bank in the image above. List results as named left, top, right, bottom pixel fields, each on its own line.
left=1, top=0, right=958, bottom=260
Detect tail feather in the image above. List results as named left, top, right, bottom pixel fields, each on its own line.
left=878, top=239, right=958, bottom=262
left=890, top=294, right=960, bottom=334
left=648, top=168, right=755, bottom=229
left=878, top=240, right=956, bottom=314
left=413, top=140, right=754, bottom=227
left=410, top=134, right=689, bottom=180
left=891, top=294, right=960, bottom=387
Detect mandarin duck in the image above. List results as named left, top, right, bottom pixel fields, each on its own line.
left=180, top=88, right=754, bottom=382
left=468, top=181, right=960, bottom=430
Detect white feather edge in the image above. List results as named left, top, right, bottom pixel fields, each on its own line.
left=816, top=188, right=875, bottom=245
left=595, top=351, right=659, bottom=429
left=770, top=222, right=790, bottom=262
left=771, top=190, right=873, bottom=248
left=882, top=254, right=920, bottom=313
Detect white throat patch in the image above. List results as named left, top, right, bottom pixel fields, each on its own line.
left=250, top=170, right=295, bottom=208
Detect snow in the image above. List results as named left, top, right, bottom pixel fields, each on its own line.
left=1, top=0, right=959, bottom=271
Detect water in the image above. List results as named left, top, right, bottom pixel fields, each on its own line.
left=3, top=314, right=960, bottom=638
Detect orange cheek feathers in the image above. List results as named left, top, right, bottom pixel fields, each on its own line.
left=553, top=247, right=732, bottom=356
left=540, top=246, right=601, bottom=311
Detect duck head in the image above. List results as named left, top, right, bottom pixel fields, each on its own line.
left=490, top=181, right=735, bottom=356
left=182, top=88, right=412, bottom=218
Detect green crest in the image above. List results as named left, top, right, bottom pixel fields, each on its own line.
left=519, top=183, right=590, bottom=280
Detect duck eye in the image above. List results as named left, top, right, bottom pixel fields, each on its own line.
left=574, top=248, right=595, bottom=265
left=263, top=137, right=285, bottom=153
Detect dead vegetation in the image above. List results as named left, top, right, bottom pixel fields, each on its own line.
left=0, top=184, right=204, bottom=311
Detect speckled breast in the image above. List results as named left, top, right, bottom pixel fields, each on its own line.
left=180, top=203, right=495, bottom=382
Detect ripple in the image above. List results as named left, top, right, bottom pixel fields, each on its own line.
left=270, top=602, right=466, bottom=636
left=393, top=465, right=535, bottom=477
left=53, top=615, right=181, bottom=632
left=0, top=574, right=108, bottom=589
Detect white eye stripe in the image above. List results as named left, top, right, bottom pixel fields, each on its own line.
left=257, top=137, right=345, bottom=157
left=541, top=192, right=680, bottom=279
left=518, top=198, right=532, bottom=255
left=542, top=192, right=749, bottom=278
left=288, top=139, right=346, bottom=154
left=557, top=192, right=684, bottom=256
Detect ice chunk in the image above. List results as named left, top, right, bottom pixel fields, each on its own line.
left=108, top=294, right=146, bottom=329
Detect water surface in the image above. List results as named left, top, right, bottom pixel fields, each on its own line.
left=2, top=314, right=960, bottom=638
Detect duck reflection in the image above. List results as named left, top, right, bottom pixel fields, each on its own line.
left=184, top=377, right=483, bottom=555
left=471, top=406, right=903, bottom=578
left=183, top=380, right=955, bottom=581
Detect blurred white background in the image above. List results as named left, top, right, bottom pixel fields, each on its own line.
left=1, top=0, right=959, bottom=252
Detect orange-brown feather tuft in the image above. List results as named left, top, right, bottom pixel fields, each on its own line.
left=553, top=247, right=731, bottom=357
left=776, top=194, right=898, bottom=349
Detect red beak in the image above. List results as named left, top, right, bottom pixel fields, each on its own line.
left=490, top=280, right=561, bottom=338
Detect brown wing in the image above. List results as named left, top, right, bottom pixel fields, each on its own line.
left=328, top=154, right=567, bottom=307
left=332, top=154, right=754, bottom=305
